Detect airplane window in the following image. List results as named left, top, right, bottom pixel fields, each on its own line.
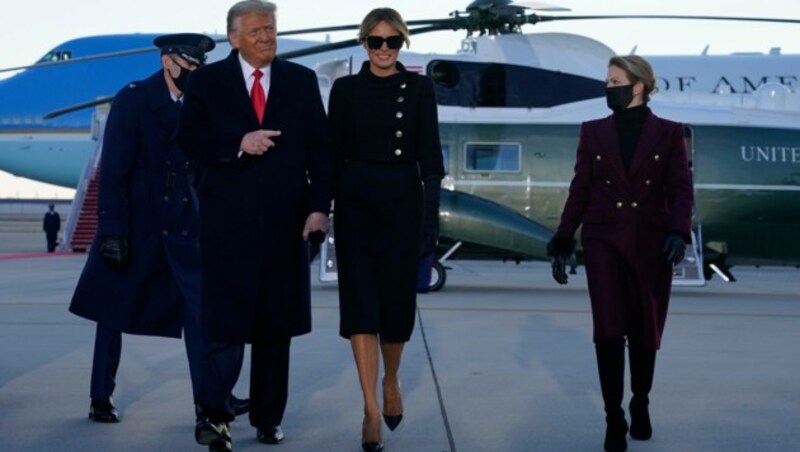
left=36, top=50, right=72, bottom=63
left=441, top=145, right=450, bottom=174
left=426, top=60, right=605, bottom=108
left=464, top=143, right=521, bottom=172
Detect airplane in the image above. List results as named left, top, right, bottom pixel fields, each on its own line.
left=1, top=0, right=799, bottom=290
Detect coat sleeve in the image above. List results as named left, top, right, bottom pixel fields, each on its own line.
left=666, top=122, right=694, bottom=241
left=178, top=71, right=244, bottom=165
left=96, top=86, right=138, bottom=237
left=301, top=69, right=334, bottom=215
left=555, top=123, right=592, bottom=239
left=417, top=77, right=445, bottom=182
left=328, top=78, right=347, bottom=197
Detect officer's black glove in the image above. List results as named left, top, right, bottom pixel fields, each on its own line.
left=420, top=177, right=440, bottom=257
left=663, top=232, right=686, bottom=266
left=101, top=235, right=130, bottom=272
left=307, top=230, right=326, bottom=246
left=546, top=235, right=576, bottom=285
left=551, top=255, right=569, bottom=285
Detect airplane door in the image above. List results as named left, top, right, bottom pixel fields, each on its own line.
left=672, top=125, right=705, bottom=286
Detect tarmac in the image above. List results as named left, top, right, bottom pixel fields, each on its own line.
left=1, top=214, right=799, bottom=451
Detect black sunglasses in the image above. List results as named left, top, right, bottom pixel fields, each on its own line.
left=366, top=35, right=404, bottom=50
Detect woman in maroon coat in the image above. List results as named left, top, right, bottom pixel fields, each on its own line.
left=548, top=55, right=693, bottom=452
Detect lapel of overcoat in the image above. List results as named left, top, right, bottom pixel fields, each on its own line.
left=144, top=71, right=179, bottom=140
left=627, top=108, right=661, bottom=179
left=598, top=115, right=634, bottom=195
left=262, top=58, right=286, bottom=129
left=223, top=50, right=263, bottom=127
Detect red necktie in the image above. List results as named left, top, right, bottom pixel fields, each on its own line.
left=251, top=69, right=266, bottom=123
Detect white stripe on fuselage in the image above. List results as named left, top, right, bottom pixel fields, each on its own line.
left=445, top=179, right=800, bottom=192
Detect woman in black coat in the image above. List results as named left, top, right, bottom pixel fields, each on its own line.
left=328, top=8, right=444, bottom=452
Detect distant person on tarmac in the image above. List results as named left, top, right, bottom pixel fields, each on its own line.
left=68, top=33, right=248, bottom=427
left=42, top=203, right=60, bottom=252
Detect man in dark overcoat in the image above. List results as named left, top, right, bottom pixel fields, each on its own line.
left=69, top=33, right=246, bottom=424
left=177, top=2, right=333, bottom=450
left=43, top=203, right=61, bottom=252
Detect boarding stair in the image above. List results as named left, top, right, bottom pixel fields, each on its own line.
left=62, top=104, right=109, bottom=252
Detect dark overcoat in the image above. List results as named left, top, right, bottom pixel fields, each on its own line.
left=69, top=71, right=200, bottom=338
left=178, top=51, right=333, bottom=344
left=555, top=108, right=693, bottom=349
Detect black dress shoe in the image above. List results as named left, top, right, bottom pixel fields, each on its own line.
left=231, top=395, right=250, bottom=416
left=195, top=418, right=231, bottom=446
left=89, top=398, right=119, bottom=423
left=208, top=438, right=232, bottom=452
left=256, top=425, right=285, bottom=444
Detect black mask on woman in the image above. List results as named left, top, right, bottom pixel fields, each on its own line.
left=170, top=65, right=191, bottom=92
left=605, top=85, right=634, bottom=112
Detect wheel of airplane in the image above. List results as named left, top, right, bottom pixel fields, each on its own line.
left=429, top=261, right=447, bottom=292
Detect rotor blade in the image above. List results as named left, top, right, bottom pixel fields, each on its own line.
left=278, top=23, right=459, bottom=60
left=43, top=95, right=114, bottom=120
left=277, top=18, right=460, bottom=37
left=278, top=24, right=361, bottom=36
left=531, top=14, right=800, bottom=26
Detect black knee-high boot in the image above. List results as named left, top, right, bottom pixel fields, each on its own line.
left=629, top=346, right=656, bottom=440
left=595, top=337, right=628, bottom=452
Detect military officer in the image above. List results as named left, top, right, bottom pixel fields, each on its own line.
left=69, top=33, right=248, bottom=424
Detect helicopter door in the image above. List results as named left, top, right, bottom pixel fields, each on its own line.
left=672, top=125, right=705, bottom=287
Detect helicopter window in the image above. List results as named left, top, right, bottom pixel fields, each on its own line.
left=464, top=143, right=521, bottom=173
left=441, top=144, right=450, bottom=174
left=427, top=60, right=605, bottom=108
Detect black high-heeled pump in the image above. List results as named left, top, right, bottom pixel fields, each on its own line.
left=362, top=415, right=383, bottom=452
left=362, top=441, right=384, bottom=452
left=382, top=413, right=403, bottom=431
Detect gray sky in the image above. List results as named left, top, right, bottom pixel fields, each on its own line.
left=1, top=0, right=799, bottom=198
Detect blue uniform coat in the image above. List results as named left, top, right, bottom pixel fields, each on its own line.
left=69, top=71, right=200, bottom=338
left=178, top=51, right=333, bottom=344
left=555, top=108, right=694, bottom=349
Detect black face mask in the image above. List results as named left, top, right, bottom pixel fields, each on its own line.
left=170, top=64, right=191, bottom=92
left=605, top=85, right=634, bottom=112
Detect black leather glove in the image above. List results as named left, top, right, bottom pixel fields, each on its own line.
left=307, top=230, right=326, bottom=246
left=101, top=235, right=130, bottom=271
left=546, top=235, right=576, bottom=285
left=663, top=232, right=686, bottom=265
left=551, top=255, right=569, bottom=285
left=420, top=177, right=440, bottom=257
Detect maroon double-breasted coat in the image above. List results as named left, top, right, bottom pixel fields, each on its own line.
left=555, top=108, right=693, bottom=349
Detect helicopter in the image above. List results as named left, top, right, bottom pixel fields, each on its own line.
left=1, top=0, right=798, bottom=290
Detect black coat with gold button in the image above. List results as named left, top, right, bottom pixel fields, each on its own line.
left=329, top=61, right=444, bottom=341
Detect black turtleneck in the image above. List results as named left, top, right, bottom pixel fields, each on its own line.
left=614, top=104, right=647, bottom=171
